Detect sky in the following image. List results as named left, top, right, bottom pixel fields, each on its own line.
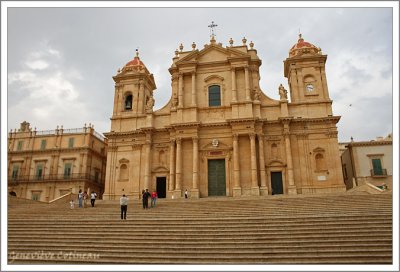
left=4, top=3, right=396, bottom=142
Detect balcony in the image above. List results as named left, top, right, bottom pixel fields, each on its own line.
left=370, top=168, right=388, bottom=177
left=8, top=173, right=103, bottom=184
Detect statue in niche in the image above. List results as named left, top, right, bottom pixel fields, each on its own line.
left=146, top=95, right=155, bottom=111
left=279, top=84, right=288, bottom=100
left=253, top=87, right=261, bottom=101
left=171, top=93, right=178, bottom=108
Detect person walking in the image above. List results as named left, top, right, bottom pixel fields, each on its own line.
left=151, top=190, right=158, bottom=208
left=185, top=189, right=188, bottom=199
left=78, top=189, right=83, bottom=208
left=90, top=191, right=97, bottom=207
left=120, top=194, right=129, bottom=220
left=142, top=189, right=151, bottom=209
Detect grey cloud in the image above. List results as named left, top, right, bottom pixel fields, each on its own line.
left=6, top=6, right=394, bottom=142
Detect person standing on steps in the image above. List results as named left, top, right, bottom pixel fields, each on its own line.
left=90, top=191, right=97, bottom=207
left=83, top=191, right=88, bottom=207
left=151, top=190, right=158, bottom=208
left=141, top=189, right=145, bottom=209
left=78, top=189, right=83, bottom=208
left=120, top=194, right=129, bottom=220
left=142, top=189, right=151, bottom=209
left=185, top=189, right=188, bottom=199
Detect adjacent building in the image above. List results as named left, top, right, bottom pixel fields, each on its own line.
left=8, top=121, right=108, bottom=202
left=341, top=134, right=393, bottom=190
left=103, top=33, right=346, bottom=200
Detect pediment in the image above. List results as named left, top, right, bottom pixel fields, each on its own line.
left=177, top=44, right=247, bottom=64
left=152, top=165, right=169, bottom=172
left=267, top=159, right=285, bottom=166
left=119, top=158, right=129, bottom=164
left=313, top=147, right=325, bottom=153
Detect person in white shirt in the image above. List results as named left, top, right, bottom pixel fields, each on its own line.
left=120, top=194, right=129, bottom=220
left=90, top=191, right=97, bottom=207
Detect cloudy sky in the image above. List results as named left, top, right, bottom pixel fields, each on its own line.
left=4, top=3, right=396, bottom=142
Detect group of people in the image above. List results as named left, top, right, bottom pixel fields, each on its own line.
left=70, top=190, right=97, bottom=209
left=119, top=189, right=158, bottom=220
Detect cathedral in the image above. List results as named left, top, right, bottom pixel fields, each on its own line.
left=103, top=33, right=345, bottom=200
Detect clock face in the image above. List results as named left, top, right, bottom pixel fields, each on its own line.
left=306, top=84, right=314, bottom=92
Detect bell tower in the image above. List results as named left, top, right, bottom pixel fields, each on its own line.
left=111, top=50, right=156, bottom=131
left=284, top=34, right=331, bottom=104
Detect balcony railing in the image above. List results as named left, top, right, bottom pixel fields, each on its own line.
left=8, top=173, right=103, bottom=184
left=370, top=168, right=388, bottom=177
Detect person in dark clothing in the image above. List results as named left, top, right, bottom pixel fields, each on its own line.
left=142, top=189, right=151, bottom=209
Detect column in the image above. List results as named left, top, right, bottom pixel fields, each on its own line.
left=178, top=73, right=183, bottom=108
left=250, top=133, right=259, bottom=195
left=169, top=139, right=176, bottom=192
left=244, top=66, right=251, bottom=101
left=232, top=134, right=241, bottom=196
left=231, top=68, right=237, bottom=102
left=191, top=72, right=197, bottom=106
left=191, top=137, right=200, bottom=198
left=258, top=134, right=268, bottom=195
left=138, top=80, right=144, bottom=113
left=175, top=138, right=182, bottom=195
left=144, top=135, right=152, bottom=190
left=284, top=125, right=297, bottom=194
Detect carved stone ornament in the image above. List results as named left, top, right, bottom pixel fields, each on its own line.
left=212, top=139, right=219, bottom=147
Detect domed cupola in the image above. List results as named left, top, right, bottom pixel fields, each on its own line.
left=120, top=49, right=152, bottom=75
left=289, top=34, right=321, bottom=58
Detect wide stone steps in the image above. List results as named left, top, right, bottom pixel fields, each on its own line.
left=7, top=193, right=393, bottom=264
left=9, top=253, right=392, bottom=264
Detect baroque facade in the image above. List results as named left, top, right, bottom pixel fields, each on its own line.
left=103, top=34, right=346, bottom=200
left=8, top=121, right=108, bottom=202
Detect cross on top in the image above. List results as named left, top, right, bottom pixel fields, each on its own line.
left=208, top=21, right=218, bottom=38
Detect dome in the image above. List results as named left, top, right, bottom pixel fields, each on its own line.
left=119, top=49, right=151, bottom=75
left=125, top=49, right=145, bottom=68
left=289, top=34, right=320, bottom=57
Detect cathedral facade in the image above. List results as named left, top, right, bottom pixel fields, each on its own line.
left=103, top=34, right=345, bottom=200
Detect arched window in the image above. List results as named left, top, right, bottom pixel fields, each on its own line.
left=315, top=153, right=326, bottom=171
left=119, top=164, right=128, bottom=181
left=124, top=94, right=133, bottom=110
left=208, top=85, right=221, bottom=106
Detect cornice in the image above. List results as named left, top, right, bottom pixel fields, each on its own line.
left=349, top=140, right=392, bottom=147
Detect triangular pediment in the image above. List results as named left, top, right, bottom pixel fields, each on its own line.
left=177, top=44, right=247, bottom=64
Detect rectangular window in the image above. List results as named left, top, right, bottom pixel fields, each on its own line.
left=31, top=193, right=40, bottom=201
left=372, top=158, right=383, bottom=175
left=17, top=141, right=23, bottom=151
left=36, top=164, right=43, bottom=180
left=208, top=85, right=221, bottom=106
left=68, top=138, right=75, bottom=148
left=64, top=163, right=72, bottom=179
left=40, top=139, right=47, bottom=150
left=12, top=165, right=19, bottom=180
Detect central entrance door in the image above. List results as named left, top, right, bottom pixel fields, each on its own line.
left=208, top=159, right=226, bottom=196
left=271, top=172, right=283, bottom=195
left=156, top=177, right=166, bottom=198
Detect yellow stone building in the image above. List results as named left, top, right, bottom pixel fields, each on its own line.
left=7, top=121, right=108, bottom=202
left=341, top=134, right=393, bottom=190
left=103, top=34, right=346, bottom=200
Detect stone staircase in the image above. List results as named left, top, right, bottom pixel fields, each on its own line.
left=7, top=193, right=392, bottom=264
